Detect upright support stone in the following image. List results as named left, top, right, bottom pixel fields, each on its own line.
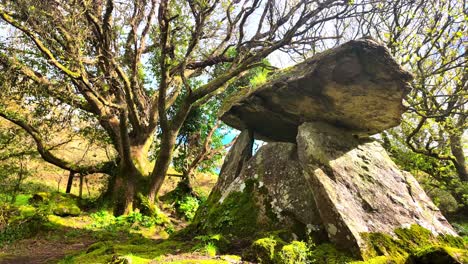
left=213, top=129, right=254, bottom=193
left=193, top=142, right=326, bottom=241
left=296, top=122, right=457, bottom=257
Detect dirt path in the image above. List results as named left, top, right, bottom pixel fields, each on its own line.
left=0, top=235, right=95, bottom=264
left=0, top=216, right=96, bottom=264
left=0, top=236, right=95, bottom=264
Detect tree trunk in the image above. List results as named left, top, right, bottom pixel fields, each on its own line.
left=79, top=173, right=84, bottom=199
left=112, top=164, right=137, bottom=215
left=148, top=131, right=177, bottom=201
left=11, top=157, right=25, bottom=204
left=449, top=132, right=468, bottom=182
left=66, top=171, right=75, bottom=194
left=111, top=137, right=153, bottom=215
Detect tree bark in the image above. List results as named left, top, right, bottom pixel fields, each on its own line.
left=111, top=136, right=153, bottom=215
left=66, top=171, right=75, bottom=194
left=148, top=131, right=177, bottom=201
left=79, top=173, right=84, bottom=199
left=449, top=132, right=468, bottom=182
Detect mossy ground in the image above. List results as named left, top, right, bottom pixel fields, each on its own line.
left=1, top=187, right=467, bottom=264
left=358, top=224, right=467, bottom=264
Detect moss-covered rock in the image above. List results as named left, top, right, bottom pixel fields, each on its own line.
left=29, top=192, right=50, bottom=204
left=308, top=243, right=356, bottom=264
left=362, top=224, right=465, bottom=259
left=406, top=246, right=468, bottom=264
left=51, top=194, right=81, bottom=216
left=297, top=122, right=457, bottom=257
left=248, top=236, right=285, bottom=263
left=28, top=192, right=82, bottom=216
left=359, top=225, right=467, bottom=263
left=192, top=140, right=326, bottom=245
left=53, top=203, right=81, bottom=216
left=278, top=241, right=308, bottom=264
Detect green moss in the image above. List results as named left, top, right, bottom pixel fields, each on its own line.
left=438, top=234, right=466, bottom=249
left=349, top=255, right=406, bottom=264
left=278, top=241, right=308, bottom=264
left=393, top=224, right=436, bottom=251
left=246, top=237, right=354, bottom=264
left=308, top=243, right=356, bottom=264
left=162, top=260, right=230, bottom=264
left=361, top=232, right=407, bottom=258
left=361, top=225, right=467, bottom=263
left=61, top=239, right=189, bottom=263
left=250, top=237, right=281, bottom=263
left=193, top=179, right=266, bottom=238
left=13, top=194, right=32, bottom=206
left=407, top=246, right=468, bottom=264
left=28, top=192, right=50, bottom=204
left=53, top=203, right=81, bottom=216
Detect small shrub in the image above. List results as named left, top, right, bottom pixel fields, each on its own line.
left=204, top=242, right=218, bottom=257
left=177, top=196, right=200, bottom=221
left=192, top=234, right=226, bottom=256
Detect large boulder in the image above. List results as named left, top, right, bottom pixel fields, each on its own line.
left=220, top=38, right=413, bottom=142
left=192, top=141, right=327, bottom=242
left=296, top=122, right=457, bottom=257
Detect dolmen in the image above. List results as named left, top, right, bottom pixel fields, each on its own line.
left=192, top=38, right=457, bottom=259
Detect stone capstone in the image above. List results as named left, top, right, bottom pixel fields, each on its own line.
left=296, top=122, right=457, bottom=256
left=220, top=38, right=413, bottom=142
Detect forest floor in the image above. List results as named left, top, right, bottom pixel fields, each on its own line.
left=0, top=172, right=244, bottom=264
left=0, top=213, right=227, bottom=264
left=1, top=171, right=467, bottom=264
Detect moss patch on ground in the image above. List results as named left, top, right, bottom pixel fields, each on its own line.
left=359, top=224, right=467, bottom=263
left=61, top=239, right=190, bottom=264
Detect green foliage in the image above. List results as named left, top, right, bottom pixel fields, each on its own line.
left=249, top=68, right=271, bottom=87
left=451, top=218, right=468, bottom=237
left=192, top=234, right=227, bottom=257
left=89, top=209, right=172, bottom=232
left=383, top=132, right=468, bottom=212
left=161, top=181, right=203, bottom=221
left=170, top=58, right=272, bottom=179
left=0, top=126, right=34, bottom=203
left=0, top=197, right=48, bottom=246
left=0, top=212, right=45, bottom=246
left=177, top=196, right=199, bottom=221
left=204, top=242, right=218, bottom=257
